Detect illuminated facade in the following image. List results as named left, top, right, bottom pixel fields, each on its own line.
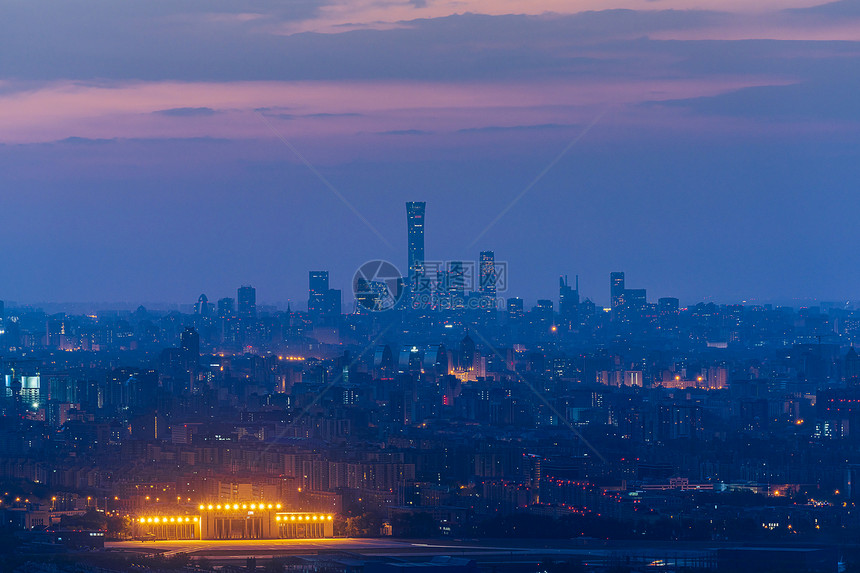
left=406, top=201, right=425, bottom=288
left=133, top=515, right=199, bottom=540
left=610, top=271, right=625, bottom=321
left=133, top=503, right=334, bottom=540
left=308, top=271, right=329, bottom=316
left=479, top=251, right=496, bottom=298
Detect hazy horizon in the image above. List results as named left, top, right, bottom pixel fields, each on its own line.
left=3, top=0, right=860, bottom=304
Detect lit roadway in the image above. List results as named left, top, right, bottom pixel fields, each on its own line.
left=107, top=537, right=531, bottom=558
left=105, top=537, right=718, bottom=568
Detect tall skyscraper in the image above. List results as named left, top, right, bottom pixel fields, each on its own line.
left=610, top=272, right=625, bottom=321
left=507, top=297, right=524, bottom=321
left=216, top=297, right=235, bottom=343
left=559, top=275, right=579, bottom=324
left=308, top=271, right=329, bottom=315
left=658, top=297, right=680, bottom=333
left=625, top=288, right=647, bottom=316
left=237, top=285, right=256, bottom=321
left=180, top=327, right=200, bottom=365
left=448, top=261, right=465, bottom=309
left=217, top=297, right=234, bottom=318
left=535, top=299, right=554, bottom=330
left=325, top=289, right=342, bottom=319
left=406, top=202, right=426, bottom=288
left=194, top=294, right=210, bottom=317
left=479, top=251, right=496, bottom=298
left=309, top=271, right=341, bottom=323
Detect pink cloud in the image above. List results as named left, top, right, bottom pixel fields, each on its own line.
left=0, top=77, right=792, bottom=146
left=283, top=0, right=833, bottom=34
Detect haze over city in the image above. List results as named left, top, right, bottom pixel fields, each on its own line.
left=3, top=0, right=860, bottom=305
left=5, top=2, right=860, bottom=573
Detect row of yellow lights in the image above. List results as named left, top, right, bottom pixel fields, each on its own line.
left=199, top=503, right=282, bottom=511
left=276, top=515, right=333, bottom=522
left=139, top=517, right=198, bottom=524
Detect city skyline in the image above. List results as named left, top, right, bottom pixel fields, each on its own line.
left=6, top=2, right=860, bottom=570
left=2, top=1, right=860, bottom=304
left=2, top=197, right=858, bottom=311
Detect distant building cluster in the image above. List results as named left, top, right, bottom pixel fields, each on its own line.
left=3, top=203, right=860, bottom=554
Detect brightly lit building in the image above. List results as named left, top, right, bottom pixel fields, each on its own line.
left=133, top=503, right=334, bottom=540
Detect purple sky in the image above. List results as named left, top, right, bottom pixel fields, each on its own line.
left=2, top=0, right=860, bottom=308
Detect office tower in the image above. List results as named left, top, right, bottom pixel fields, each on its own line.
left=180, top=327, right=200, bottom=365
left=309, top=271, right=341, bottom=324
left=626, top=289, right=647, bottom=314
left=217, top=297, right=234, bottom=318
left=478, top=251, right=497, bottom=316
left=507, top=297, right=524, bottom=321
left=308, top=271, right=330, bottom=316
left=194, top=294, right=210, bottom=317
left=658, top=297, right=680, bottom=333
left=237, top=285, right=256, bottom=321
left=448, top=261, right=465, bottom=294
left=448, top=261, right=465, bottom=309
left=610, top=272, right=625, bottom=321
left=559, top=275, right=579, bottom=321
left=406, top=202, right=426, bottom=287
left=434, top=269, right=450, bottom=310
left=324, top=289, right=342, bottom=318
left=536, top=299, right=554, bottom=330
left=615, top=288, right=647, bottom=328
left=355, top=277, right=379, bottom=312
left=479, top=251, right=496, bottom=297
left=610, top=272, right=625, bottom=308
left=658, top=297, right=679, bottom=315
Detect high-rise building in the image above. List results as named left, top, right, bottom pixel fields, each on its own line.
left=559, top=275, right=579, bottom=321
left=309, top=271, right=341, bottom=323
left=324, top=289, right=342, bottom=319
left=237, top=285, right=256, bottom=321
left=609, top=272, right=647, bottom=327
left=626, top=289, right=647, bottom=314
left=180, top=327, right=200, bottom=366
left=610, top=272, right=625, bottom=321
left=217, top=297, right=234, bottom=318
left=479, top=251, right=496, bottom=297
left=658, top=297, right=680, bottom=333
left=507, top=297, right=524, bottom=321
left=406, top=202, right=426, bottom=288
left=535, top=299, right=554, bottom=330
left=434, top=269, right=450, bottom=310
left=448, top=261, right=465, bottom=309
left=308, top=271, right=329, bottom=315
left=194, top=294, right=210, bottom=317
